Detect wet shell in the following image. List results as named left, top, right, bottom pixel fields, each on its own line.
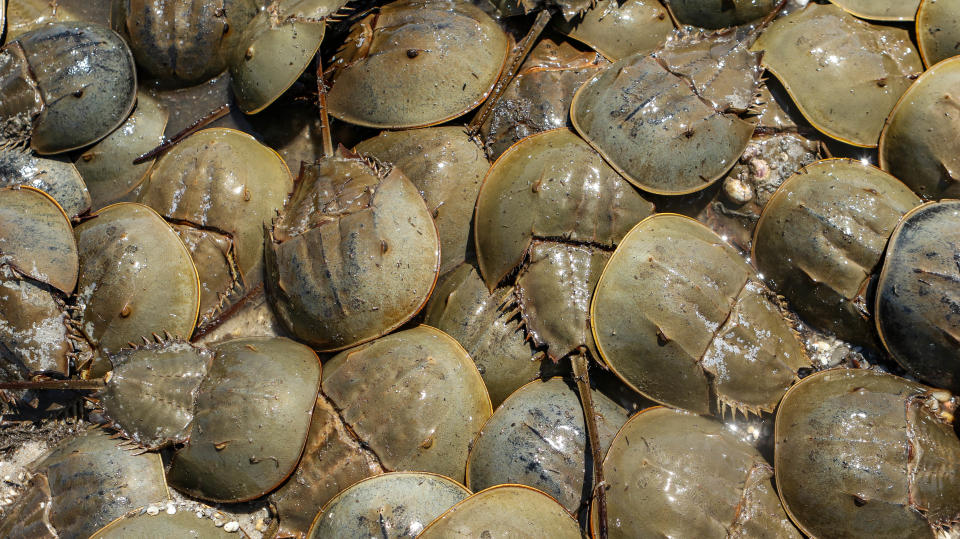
left=571, top=30, right=761, bottom=195
left=665, top=0, right=780, bottom=28
left=475, top=128, right=654, bottom=360
left=355, top=126, right=489, bottom=274
left=74, top=203, right=200, bottom=369
left=114, top=0, right=258, bottom=87
left=830, top=0, right=921, bottom=21
left=879, top=56, right=960, bottom=200
left=269, top=326, right=491, bottom=536
left=917, top=0, right=960, bottom=67
left=775, top=368, right=960, bottom=538
left=422, top=263, right=541, bottom=407
left=0, top=145, right=91, bottom=219
left=0, top=186, right=77, bottom=294
left=465, top=377, right=629, bottom=514
left=591, top=213, right=808, bottom=417
left=751, top=3, right=923, bottom=147
left=4, top=22, right=137, bottom=154
left=138, top=128, right=293, bottom=328
left=307, top=472, right=471, bottom=538
left=4, top=0, right=111, bottom=40
left=326, top=0, right=509, bottom=129
left=596, top=406, right=800, bottom=538
left=0, top=429, right=169, bottom=539
left=91, top=509, right=246, bottom=538
left=752, top=159, right=921, bottom=346
left=478, top=39, right=608, bottom=159
left=418, top=485, right=581, bottom=538
left=75, top=91, right=169, bottom=211
left=876, top=200, right=960, bottom=393
left=166, top=337, right=321, bottom=502
left=266, top=148, right=440, bottom=352
left=554, top=0, right=673, bottom=61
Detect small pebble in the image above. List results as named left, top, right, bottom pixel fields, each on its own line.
left=146, top=505, right=160, bottom=516
left=166, top=502, right=176, bottom=515
left=224, top=521, right=240, bottom=533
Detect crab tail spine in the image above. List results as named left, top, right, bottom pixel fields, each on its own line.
left=572, top=351, right=609, bottom=539
left=0, top=379, right=105, bottom=391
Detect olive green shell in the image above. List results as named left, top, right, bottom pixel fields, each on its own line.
left=475, top=128, right=654, bottom=289
left=752, top=159, right=921, bottom=346
left=752, top=3, right=923, bottom=147
left=355, top=126, right=489, bottom=274
left=229, top=0, right=340, bottom=114
left=418, top=485, right=581, bottom=538
left=0, top=429, right=169, bottom=539
left=876, top=201, right=960, bottom=393
left=75, top=91, right=169, bottom=211
left=0, top=186, right=77, bottom=294
left=4, top=0, right=111, bottom=40
left=596, top=407, right=800, bottom=538
left=266, top=149, right=440, bottom=352
left=269, top=326, right=490, bottom=536
left=554, top=0, right=673, bottom=61
left=830, top=0, right=921, bottom=21
left=320, top=326, right=491, bottom=479
left=138, top=128, right=292, bottom=326
left=8, top=22, right=137, bottom=154
left=665, top=0, right=779, bottom=28
left=91, top=509, right=245, bottom=538
left=97, top=337, right=213, bottom=450
left=479, top=39, right=608, bottom=159
left=466, top=378, right=629, bottom=514
left=917, top=0, right=960, bottom=66
left=423, top=263, right=540, bottom=407
left=74, top=203, right=200, bottom=365
left=0, top=187, right=78, bottom=376
left=592, top=214, right=808, bottom=417
left=167, top=337, right=321, bottom=502
left=571, top=31, right=760, bottom=195
left=326, top=0, right=509, bottom=129
left=775, top=369, right=960, bottom=538
left=192, top=287, right=288, bottom=346
left=879, top=56, right=960, bottom=200
left=491, top=0, right=591, bottom=21
left=307, top=472, right=471, bottom=538
left=0, top=145, right=91, bottom=219
left=114, top=0, right=258, bottom=87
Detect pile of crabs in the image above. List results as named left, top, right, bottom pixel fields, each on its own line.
left=0, top=0, right=958, bottom=537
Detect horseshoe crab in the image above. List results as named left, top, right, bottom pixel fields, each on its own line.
left=265, top=147, right=440, bottom=352
left=91, top=508, right=247, bottom=538
left=917, top=0, right=960, bottom=67
left=0, top=186, right=80, bottom=379
left=3, top=0, right=111, bottom=40
left=571, top=29, right=762, bottom=195
left=0, top=145, right=91, bottom=219
left=554, top=0, right=673, bottom=62
left=74, top=90, right=169, bottom=211
left=326, top=0, right=509, bottom=129
left=879, top=55, right=960, bottom=200
left=751, top=2, right=923, bottom=147
left=876, top=200, right=960, bottom=393
left=354, top=126, right=489, bottom=274
left=73, top=203, right=200, bottom=374
left=137, top=128, right=293, bottom=331
left=465, top=377, right=629, bottom=515
left=307, top=472, right=471, bottom=538
left=596, top=406, right=800, bottom=538
left=423, top=263, right=541, bottom=407
left=112, top=0, right=258, bottom=88
left=752, top=159, right=921, bottom=346
left=775, top=368, right=960, bottom=538
left=830, top=0, right=921, bottom=21
left=591, top=213, right=808, bottom=417
left=269, top=326, right=491, bottom=536
left=665, top=0, right=780, bottom=29
left=475, top=128, right=654, bottom=361
left=418, top=484, right=581, bottom=538
left=0, top=428, right=169, bottom=539
left=478, top=39, right=609, bottom=159
left=0, top=21, right=137, bottom=154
